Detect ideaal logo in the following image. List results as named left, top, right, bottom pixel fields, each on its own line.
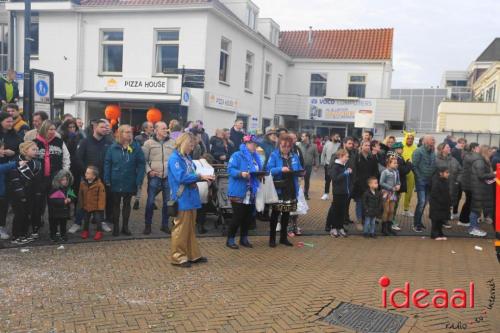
left=379, top=276, right=496, bottom=330
left=379, top=276, right=474, bottom=309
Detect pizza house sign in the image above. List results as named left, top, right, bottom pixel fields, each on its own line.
left=105, top=77, right=168, bottom=93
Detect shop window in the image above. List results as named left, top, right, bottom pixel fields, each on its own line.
left=155, top=29, right=179, bottom=73
left=310, top=73, right=327, bottom=97
left=100, top=30, right=123, bottom=74
left=219, top=38, right=231, bottom=83
left=348, top=74, right=366, bottom=98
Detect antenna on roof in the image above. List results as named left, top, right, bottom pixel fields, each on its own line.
left=308, top=26, right=313, bottom=45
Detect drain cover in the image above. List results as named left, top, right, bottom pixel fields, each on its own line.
left=323, top=302, right=408, bottom=333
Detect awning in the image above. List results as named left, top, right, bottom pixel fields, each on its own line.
left=72, top=91, right=181, bottom=103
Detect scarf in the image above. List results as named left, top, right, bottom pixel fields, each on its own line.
left=36, top=134, right=54, bottom=177
left=239, top=144, right=263, bottom=197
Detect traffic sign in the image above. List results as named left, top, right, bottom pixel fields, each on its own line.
left=181, top=87, right=191, bottom=107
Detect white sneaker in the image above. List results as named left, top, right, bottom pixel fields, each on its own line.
left=276, top=222, right=281, bottom=232
left=102, top=222, right=112, bottom=232
left=339, top=229, right=347, bottom=237
left=0, top=226, right=10, bottom=240
left=391, top=224, right=401, bottom=231
left=321, top=194, right=329, bottom=200
left=402, top=210, right=414, bottom=217
left=485, top=217, right=493, bottom=225
left=68, top=223, right=81, bottom=234
left=469, top=228, right=487, bottom=237
left=450, top=213, right=459, bottom=220
left=457, top=221, right=470, bottom=227
left=330, top=228, right=339, bottom=237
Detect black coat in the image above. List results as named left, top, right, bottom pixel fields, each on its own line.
left=329, top=161, right=352, bottom=196
left=470, top=156, right=495, bottom=213
left=429, top=174, right=451, bottom=221
left=48, top=188, right=72, bottom=219
left=34, top=136, right=66, bottom=177
left=76, top=135, right=113, bottom=178
left=395, top=154, right=413, bottom=193
left=8, top=158, right=43, bottom=201
left=0, top=129, right=21, bottom=163
left=353, top=152, right=379, bottom=199
left=230, top=127, right=244, bottom=149
left=210, top=136, right=229, bottom=163
left=362, top=189, right=384, bottom=217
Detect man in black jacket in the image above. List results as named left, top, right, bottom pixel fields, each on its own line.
left=230, top=119, right=245, bottom=150
left=451, top=138, right=466, bottom=219
left=69, top=119, right=113, bottom=234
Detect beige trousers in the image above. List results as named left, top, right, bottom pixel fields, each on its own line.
left=171, top=209, right=202, bottom=265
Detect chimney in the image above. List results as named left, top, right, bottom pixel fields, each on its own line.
left=308, top=26, right=313, bottom=45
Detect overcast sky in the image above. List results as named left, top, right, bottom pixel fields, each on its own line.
left=253, top=0, right=500, bottom=88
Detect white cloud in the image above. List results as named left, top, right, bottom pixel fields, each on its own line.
left=253, top=0, right=500, bottom=88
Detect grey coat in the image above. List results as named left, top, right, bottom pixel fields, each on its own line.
left=470, top=156, right=495, bottom=213
left=298, top=142, right=319, bottom=167
left=436, top=154, right=462, bottom=206
left=460, top=152, right=479, bottom=192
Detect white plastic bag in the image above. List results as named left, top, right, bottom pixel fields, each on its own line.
left=256, top=186, right=265, bottom=212
left=197, top=181, right=209, bottom=204
left=255, top=175, right=279, bottom=212
left=295, top=187, right=309, bottom=215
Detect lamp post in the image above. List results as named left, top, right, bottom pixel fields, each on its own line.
left=22, top=0, right=32, bottom=124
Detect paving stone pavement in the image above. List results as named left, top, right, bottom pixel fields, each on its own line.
left=0, top=236, right=498, bottom=332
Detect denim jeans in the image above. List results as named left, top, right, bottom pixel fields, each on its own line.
left=145, top=176, right=170, bottom=226
left=414, top=180, right=430, bottom=228
left=469, top=211, right=480, bottom=231
left=355, top=198, right=363, bottom=221
left=364, top=216, right=376, bottom=234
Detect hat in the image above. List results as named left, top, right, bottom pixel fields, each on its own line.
left=243, top=134, right=257, bottom=144
left=0, top=112, right=12, bottom=123
left=392, top=142, right=403, bottom=149
left=265, top=128, right=277, bottom=136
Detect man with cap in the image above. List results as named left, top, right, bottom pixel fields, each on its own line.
left=258, top=128, right=277, bottom=165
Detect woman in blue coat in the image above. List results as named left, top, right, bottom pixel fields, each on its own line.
left=104, top=125, right=145, bottom=236
left=226, top=135, right=263, bottom=249
left=168, top=133, right=214, bottom=267
left=266, top=133, right=303, bottom=247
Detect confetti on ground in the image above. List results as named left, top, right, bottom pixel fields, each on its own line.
left=474, top=246, right=483, bottom=251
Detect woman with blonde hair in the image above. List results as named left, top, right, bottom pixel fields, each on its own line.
left=104, top=124, right=145, bottom=236
left=168, top=132, right=214, bottom=267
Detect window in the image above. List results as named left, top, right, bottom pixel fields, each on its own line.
left=309, top=73, right=327, bottom=97
left=246, top=6, right=256, bottom=29
left=485, top=84, right=496, bottom=102
left=219, top=38, right=231, bottom=83
left=264, top=62, right=272, bottom=97
left=155, top=30, right=179, bottom=73
left=277, top=74, right=283, bottom=94
left=244, top=51, right=254, bottom=91
left=101, top=30, right=123, bottom=74
left=0, top=24, right=8, bottom=72
left=270, top=26, right=279, bottom=45
left=30, top=13, right=39, bottom=58
left=348, top=74, right=366, bottom=98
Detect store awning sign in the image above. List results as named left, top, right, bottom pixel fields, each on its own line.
left=105, top=77, right=168, bottom=93
left=204, top=91, right=238, bottom=112
left=304, top=97, right=376, bottom=123
left=355, top=109, right=375, bottom=128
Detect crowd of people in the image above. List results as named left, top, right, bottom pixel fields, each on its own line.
left=0, top=104, right=498, bottom=267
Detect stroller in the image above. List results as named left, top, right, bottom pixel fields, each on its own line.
left=208, top=164, right=233, bottom=235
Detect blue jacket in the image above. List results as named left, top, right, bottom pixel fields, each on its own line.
left=258, top=138, right=276, bottom=164
left=228, top=147, right=263, bottom=200
left=0, top=161, right=16, bottom=196
left=266, top=149, right=302, bottom=197
left=104, top=141, right=145, bottom=193
left=168, top=149, right=201, bottom=211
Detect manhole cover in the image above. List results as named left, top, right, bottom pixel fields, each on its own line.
left=323, top=302, right=408, bottom=333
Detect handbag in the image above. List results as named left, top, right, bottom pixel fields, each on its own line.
left=167, top=185, right=185, bottom=218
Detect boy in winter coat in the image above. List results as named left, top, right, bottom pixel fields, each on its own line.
left=48, top=169, right=76, bottom=242
left=429, top=166, right=451, bottom=240
left=79, top=166, right=106, bottom=241
left=362, top=177, right=383, bottom=238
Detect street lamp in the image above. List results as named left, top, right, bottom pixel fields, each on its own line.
left=22, top=0, right=32, bottom=124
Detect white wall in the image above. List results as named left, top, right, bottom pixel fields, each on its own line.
left=286, top=61, right=390, bottom=99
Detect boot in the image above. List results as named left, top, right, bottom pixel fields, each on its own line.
left=279, top=221, right=293, bottom=246
left=382, top=222, right=390, bottom=236
left=226, top=237, right=239, bottom=249
left=269, top=220, right=277, bottom=248
left=143, top=224, right=152, bottom=235
left=197, top=222, right=207, bottom=234
left=240, top=236, right=253, bottom=248
left=121, top=218, right=131, bottom=236
left=112, top=222, right=120, bottom=237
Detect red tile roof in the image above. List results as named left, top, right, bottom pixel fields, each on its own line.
left=279, top=29, right=393, bottom=60
left=79, top=0, right=211, bottom=6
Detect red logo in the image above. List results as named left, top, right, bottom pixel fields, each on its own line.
left=379, top=276, right=474, bottom=309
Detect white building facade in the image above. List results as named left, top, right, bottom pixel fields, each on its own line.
left=6, top=0, right=403, bottom=136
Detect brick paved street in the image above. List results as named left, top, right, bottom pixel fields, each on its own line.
left=1, top=236, right=498, bottom=332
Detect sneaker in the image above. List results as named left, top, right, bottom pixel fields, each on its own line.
left=391, top=224, right=401, bottom=231
left=469, top=228, right=487, bottom=237
left=457, top=221, right=470, bottom=227
left=31, top=232, right=39, bottom=240
left=339, top=229, right=347, bottom=237
left=321, top=194, right=329, bottom=200
left=94, top=231, right=103, bottom=241
left=413, top=226, right=423, bottom=233
left=101, top=222, right=112, bottom=232
left=81, top=230, right=89, bottom=239
left=23, top=235, right=34, bottom=243
left=443, top=222, right=452, bottom=229
left=450, top=213, right=459, bottom=220
left=402, top=210, right=414, bottom=217
left=485, top=217, right=493, bottom=225
left=68, top=223, right=81, bottom=234
left=295, top=227, right=302, bottom=236
left=0, top=227, right=10, bottom=240
left=11, top=237, right=25, bottom=245
left=330, top=228, right=339, bottom=237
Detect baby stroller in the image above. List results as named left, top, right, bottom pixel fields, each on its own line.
left=210, top=164, right=233, bottom=235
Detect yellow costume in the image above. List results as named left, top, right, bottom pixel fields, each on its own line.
left=401, top=130, right=417, bottom=211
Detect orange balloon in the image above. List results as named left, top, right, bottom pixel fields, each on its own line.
left=110, top=119, right=118, bottom=127
left=105, top=104, right=121, bottom=120
left=146, top=108, right=162, bottom=123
